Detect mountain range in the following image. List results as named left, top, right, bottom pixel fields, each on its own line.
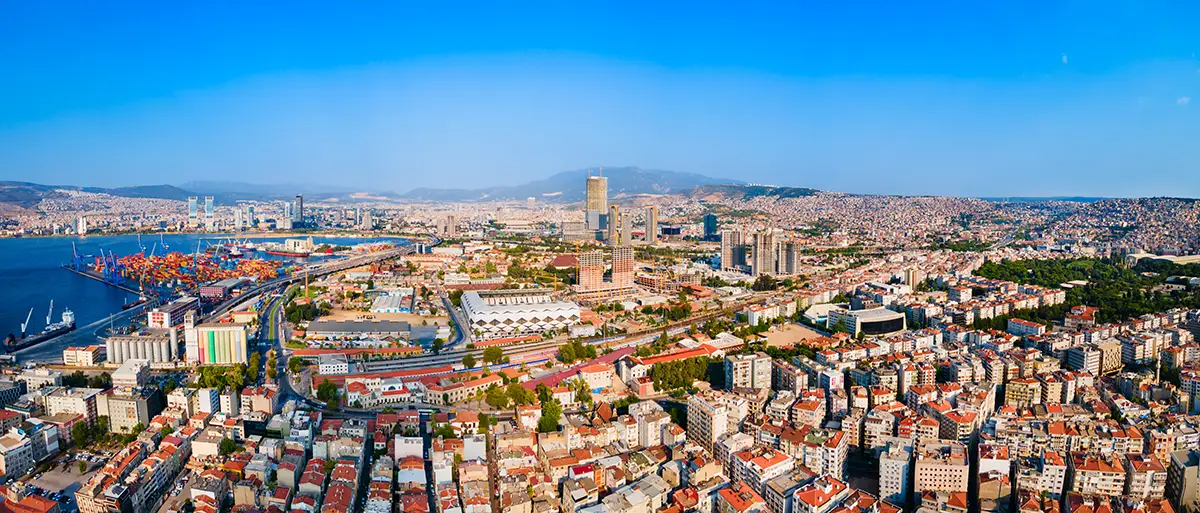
left=0, top=167, right=849, bottom=211
left=0, top=167, right=754, bottom=208
left=400, top=167, right=742, bottom=202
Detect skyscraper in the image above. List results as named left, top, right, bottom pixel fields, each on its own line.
left=620, top=215, right=632, bottom=247
left=233, top=208, right=243, bottom=231
left=751, top=230, right=777, bottom=277
left=439, top=215, right=457, bottom=237
left=720, top=228, right=744, bottom=272
left=187, top=197, right=198, bottom=219
left=246, top=206, right=255, bottom=227
left=578, top=250, right=606, bottom=291
left=612, top=246, right=634, bottom=289
left=607, top=205, right=621, bottom=246
left=527, top=197, right=536, bottom=209
left=645, top=206, right=659, bottom=245
left=292, top=194, right=304, bottom=227
left=586, top=172, right=608, bottom=230
left=780, top=241, right=799, bottom=275
left=204, top=196, right=214, bottom=219
left=703, top=214, right=719, bottom=241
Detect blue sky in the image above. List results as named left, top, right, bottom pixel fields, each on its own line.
left=1, top=2, right=1198, bottom=197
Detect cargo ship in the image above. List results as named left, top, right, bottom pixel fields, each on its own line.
left=5, top=301, right=76, bottom=352
left=265, top=249, right=311, bottom=257
left=122, top=297, right=148, bottom=310
left=263, top=238, right=313, bottom=258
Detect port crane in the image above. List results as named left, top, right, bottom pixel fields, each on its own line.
left=45, top=299, right=54, bottom=327
left=19, top=308, right=32, bottom=338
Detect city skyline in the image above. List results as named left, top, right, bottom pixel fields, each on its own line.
left=2, top=4, right=1199, bottom=197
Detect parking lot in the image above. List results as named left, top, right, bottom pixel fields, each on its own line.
left=23, top=468, right=89, bottom=512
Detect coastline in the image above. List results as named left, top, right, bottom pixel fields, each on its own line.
left=0, top=230, right=431, bottom=241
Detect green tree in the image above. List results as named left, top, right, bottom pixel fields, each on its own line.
left=483, top=346, right=504, bottom=364
left=78, top=461, right=88, bottom=474
left=485, top=385, right=510, bottom=409
left=432, top=423, right=457, bottom=439
left=72, top=422, right=91, bottom=447
left=574, top=379, right=593, bottom=406
left=316, top=379, right=338, bottom=402
left=538, top=400, right=562, bottom=433
left=557, top=343, right=576, bottom=364
left=63, top=371, right=88, bottom=388
left=432, top=338, right=445, bottom=355
left=288, top=356, right=305, bottom=374
left=88, top=373, right=112, bottom=389
left=219, top=437, right=238, bottom=456
left=478, top=413, right=491, bottom=434
left=507, top=382, right=534, bottom=406
left=462, top=353, right=477, bottom=369
left=225, top=366, right=246, bottom=389
left=536, top=383, right=553, bottom=404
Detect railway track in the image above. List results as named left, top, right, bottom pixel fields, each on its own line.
left=347, top=298, right=756, bottom=372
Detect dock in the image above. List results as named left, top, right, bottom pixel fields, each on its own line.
left=61, top=264, right=143, bottom=295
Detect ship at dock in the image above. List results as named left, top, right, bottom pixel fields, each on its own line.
left=5, top=300, right=76, bottom=353
left=262, top=237, right=314, bottom=258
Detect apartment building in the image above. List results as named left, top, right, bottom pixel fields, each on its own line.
left=725, top=352, right=773, bottom=391
left=1068, top=452, right=1125, bottom=497
left=45, top=388, right=101, bottom=424
left=63, top=345, right=106, bottom=367
left=102, top=388, right=165, bottom=434
left=914, top=439, right=970, bottom=495
left=880, top=441, right=914, bottom=506
left=1125, top=453, right=1168, bottom=498
left=732, top=447, right=794, bottom=497
left=1167, top=451, right=1200, bottom=512
left=687, top=392, right=747, bottom=454
left=0, top=435, right=33, bottom=478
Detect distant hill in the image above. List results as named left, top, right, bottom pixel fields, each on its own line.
left=0, top=181, right=196, bottom=208
left=979, top=196, right=1109, bottom=203
left=690, top=184, right=821, bottom=201
left=400, top=167, right=742, bottom=202
left=179, top=180, right=356, bottom=198
left=0, top=182, right=61, bottom=208
left=81, top=184, right=193, bottom=201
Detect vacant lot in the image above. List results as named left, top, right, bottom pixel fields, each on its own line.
left=764, top=323, right=825, bottom=348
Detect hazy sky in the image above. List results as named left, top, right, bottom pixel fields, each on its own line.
left=1, top=3, right=1198, bottom=197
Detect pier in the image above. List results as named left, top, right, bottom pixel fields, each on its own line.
left=61, top=264, right=144, bottom=295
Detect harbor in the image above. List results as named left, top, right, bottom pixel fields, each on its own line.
left=0, top=234, right=411, bottom=363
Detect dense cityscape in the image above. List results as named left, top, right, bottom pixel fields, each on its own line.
left=4, top=4, right=1200, bottom=513
left=0, top=171, right=1197, bottom=513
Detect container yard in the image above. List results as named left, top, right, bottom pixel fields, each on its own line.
left=89, top=250, right=293, bottom=295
